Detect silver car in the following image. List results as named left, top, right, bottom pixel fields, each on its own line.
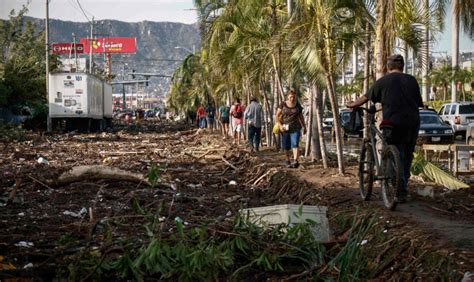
left=438, top=102, right=474, bottom=137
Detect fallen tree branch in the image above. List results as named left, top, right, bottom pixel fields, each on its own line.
left=55, top=165, right=150, bottom=186
left=221, top=156, right=238, bottom=170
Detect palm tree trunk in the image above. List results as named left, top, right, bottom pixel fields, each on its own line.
left=352, top=44, right=358, bottom=100
left=451, top=2, right=459, bottom=103
left=325, top=74, right=345, bottom=175
left=401, top=40, right=408, bottom=73
left=421, top=0, right=430, bottom=101
left=305, top=87, right=313, bottom=157
left=375, top=0, right=387, bottom=80
left=363, top=23, right=371, bottom=139
left=312, top=83, right=327, bottom=167
left=272, top=74, right=281, bottom=149
left=443, top=85, right=447, bottom=101
left=261, top=81, right=273, bottom=147
left=272, top=54, right=286, bottom=99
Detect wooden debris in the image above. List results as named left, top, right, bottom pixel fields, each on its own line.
left=56, top=165, right=150, bottom=186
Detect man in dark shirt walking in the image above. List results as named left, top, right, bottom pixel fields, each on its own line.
left=347, top=54, right=423, bottom=202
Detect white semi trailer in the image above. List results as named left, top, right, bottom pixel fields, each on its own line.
left=49, top=73, right=112, bottom=131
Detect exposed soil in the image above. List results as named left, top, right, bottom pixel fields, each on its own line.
left=1, top=119, right=473, bottom=280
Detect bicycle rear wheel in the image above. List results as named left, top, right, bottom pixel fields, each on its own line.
left=358, top=139, right=374, bottom=201
left=381, top=145, right=402, bottom=210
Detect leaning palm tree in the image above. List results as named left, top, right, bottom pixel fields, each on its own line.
left=284, top=0, right=373, bottom=175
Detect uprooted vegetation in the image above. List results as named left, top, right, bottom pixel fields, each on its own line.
left=0, top=120, right=472, bottom=280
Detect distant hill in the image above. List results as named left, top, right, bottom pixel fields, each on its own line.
left=27, top=17, right=201, bottom=97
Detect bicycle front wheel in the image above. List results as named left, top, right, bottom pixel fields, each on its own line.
left=381, top=145, right=402, bottom=210
left=358, top=139, right=374, bottom=201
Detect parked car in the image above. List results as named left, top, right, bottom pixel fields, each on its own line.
left=438, top=102, right=474, bottom=137
left=466, top=123, right=474, bottom=145
left=417, top=110, right=454, bottom=144
left=322, top=112, right=333, bottom=131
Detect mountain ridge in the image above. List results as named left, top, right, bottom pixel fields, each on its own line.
left=26, top=16, right=201, bottom=97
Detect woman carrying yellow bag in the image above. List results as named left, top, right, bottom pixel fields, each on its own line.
left=275, top=89, right=307, bottom=168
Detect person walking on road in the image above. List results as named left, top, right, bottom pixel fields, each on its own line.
left=206, top=103, right=216, bottom=132
left=218, top=104, right=230, bottom=139
left=230, top=98, right=245, bottom=145
left=196, top=104, right=207, bottom=129
left=276, top=89, right=307, bottom=168
left=244, top=97, right=264, bottom=152
left=347, top=54, right=423, bottom=203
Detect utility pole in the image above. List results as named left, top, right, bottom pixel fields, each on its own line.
left=45, top=0, right=52, bottom=132
left=89, top=17, right=94, bottom=74
left=72, top=32, right=78, bottom=70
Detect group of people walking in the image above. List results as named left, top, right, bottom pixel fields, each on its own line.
left=195, top=89, right=306, bottom=167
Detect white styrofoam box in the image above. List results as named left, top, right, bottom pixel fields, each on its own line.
left=240, top=204, right=329, bottom=242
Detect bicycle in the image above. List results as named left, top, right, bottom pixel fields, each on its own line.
left=357, top=106, right=403, bottom=210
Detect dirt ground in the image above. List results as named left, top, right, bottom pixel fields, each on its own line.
left=1, top=119, right=473, bottom=280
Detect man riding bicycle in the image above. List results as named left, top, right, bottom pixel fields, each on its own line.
left=347, top=54, right=423, bottom=203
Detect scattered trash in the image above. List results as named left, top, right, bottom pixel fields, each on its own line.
left=18, top=212, right=25, bottom=217
left=14, top=241, right=34, bottom=248
left=174, top=216, right=183, bottom=223
left=229, top=180, right=237, bottom=186
left=37, top=157, right=49, bottom=165
left=226, top=211, right=232, bottom=217
left=383, top=230, right=388, bottom=233
left=63, top=207, right=88, bottom=218
left=23, top=263, right=34, bottom=269
left=225, top=195, right=241, bottom=203
left=170, top=183, right=177, bottom=191
left=360, top=240, right=368, bottom=246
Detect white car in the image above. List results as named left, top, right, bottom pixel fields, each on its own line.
left=438, top=102, right=474, bottom=137
left=322, top=112, right=333, bottom=131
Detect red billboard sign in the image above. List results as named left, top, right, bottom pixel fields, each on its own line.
left=51, top=43, right=84, bottom=54
left=80, top=37, right=136, bottom=53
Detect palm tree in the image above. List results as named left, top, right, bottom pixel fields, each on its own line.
left=429, top=65, right=452, bottom=101
left=452, top=67, right=474, bottom=101
left=284, top=0, right=373, bottom=175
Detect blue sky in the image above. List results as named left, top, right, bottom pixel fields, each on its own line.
left=1, top=0, right=472, bottom=53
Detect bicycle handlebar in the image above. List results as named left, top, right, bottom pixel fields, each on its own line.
left=353, top=105, right=377, bottom=114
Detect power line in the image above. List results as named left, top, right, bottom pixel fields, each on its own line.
left=76, top=0, right=91, bottom=22
left=66, top=0, right=84, bottom=17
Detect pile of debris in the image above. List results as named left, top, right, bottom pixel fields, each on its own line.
left=0, top=120, right=473, bottom=280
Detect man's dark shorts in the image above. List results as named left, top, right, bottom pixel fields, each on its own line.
left=220, top=116, right=230, bottom=124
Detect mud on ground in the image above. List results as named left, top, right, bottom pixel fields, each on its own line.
left=1, top=120, right=473, bottom=280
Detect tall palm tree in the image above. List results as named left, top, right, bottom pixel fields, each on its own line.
left=429, top=65, right=452, bottom=101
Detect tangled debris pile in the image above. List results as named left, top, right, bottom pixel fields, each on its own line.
left=0, top=120, right=473, bottom=280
